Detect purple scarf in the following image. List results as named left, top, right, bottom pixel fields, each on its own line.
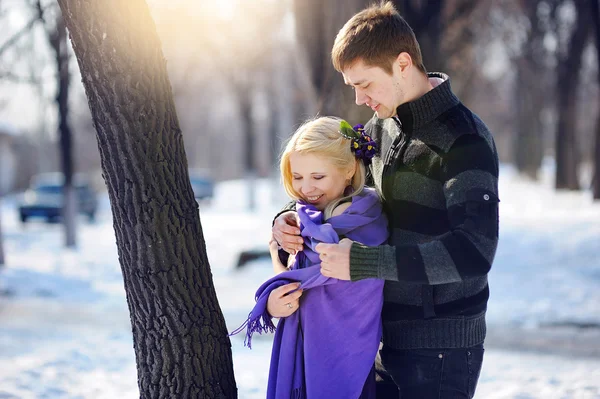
left=231, top=188, right=388, bottom=399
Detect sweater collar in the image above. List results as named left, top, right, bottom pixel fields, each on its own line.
left=395, top=72, right=459, bottom=135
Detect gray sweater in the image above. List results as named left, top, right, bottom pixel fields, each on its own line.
left=350, top=73, right=500, bottom=349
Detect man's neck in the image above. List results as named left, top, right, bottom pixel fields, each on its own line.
left=406, top=73, right=434, bottom=103
left=391, top=73, right=434, bottom=118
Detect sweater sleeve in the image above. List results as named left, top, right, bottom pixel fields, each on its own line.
left=272, top=200, right=297, bottom=226
left=350, top=134, right=499, bottom=284
left=271, top=200, right=298, bottom=266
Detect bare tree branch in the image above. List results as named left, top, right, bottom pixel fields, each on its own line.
left=0, top=1, right=55, bottom=56
left=0, top=17, right=39, bottom=56
left=0, top=69, right=40, bottom=84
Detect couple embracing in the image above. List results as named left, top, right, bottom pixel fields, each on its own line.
left=232, top=2, right=499, bottom=398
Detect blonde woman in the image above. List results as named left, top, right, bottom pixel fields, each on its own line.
left=232, top=116, right=388, bottom=399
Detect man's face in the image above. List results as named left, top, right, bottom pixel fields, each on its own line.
left=342, top=58, right=406, bottom=119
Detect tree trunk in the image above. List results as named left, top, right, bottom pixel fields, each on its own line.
left=0, top=200, right=5, bottom=266
left=591, top=0, right=600, bottom=200
left=555, top=0, right=591, bottom=190
left=239, top=89, right=257, bottom=211
left=512, top=1, right=547, bottom=180
left=393, top=0, right=444, bottom=72
left=514, top=60, right=544, bottom=180
left=56, top=1, right=237, bottom=397
left=49, top=13, right=77, bottom=247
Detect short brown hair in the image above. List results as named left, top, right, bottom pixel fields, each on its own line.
left=332, top=2, right=426, bottom=75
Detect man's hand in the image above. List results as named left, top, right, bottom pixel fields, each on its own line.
left=316, top=238, right=353, bottom=281
left=272, top=211, right=304, bottom=255
left=267, top=283, right=303, bottom=318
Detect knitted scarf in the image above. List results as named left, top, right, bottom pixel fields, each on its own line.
left=231, top=188, right=388, bottom=399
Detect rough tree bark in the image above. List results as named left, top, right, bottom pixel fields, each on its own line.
left=56, top=0, right=237, bottom=397
left=555, top=0, right=591, bottom=190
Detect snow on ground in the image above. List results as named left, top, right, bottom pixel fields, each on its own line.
left=0, top=165, right=599, bottom=398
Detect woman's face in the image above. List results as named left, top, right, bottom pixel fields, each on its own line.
left=289, top=152, right=354, bottom=211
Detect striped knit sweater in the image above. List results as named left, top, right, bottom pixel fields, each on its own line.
left=350, top=73, right=500, bottom=349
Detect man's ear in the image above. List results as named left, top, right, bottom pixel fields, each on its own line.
left=396, top=52, right=413, bottom=74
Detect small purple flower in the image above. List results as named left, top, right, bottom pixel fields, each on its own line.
left=353, top=124, right=365, bottom=132
left=348, top=125, right=378, bottom=166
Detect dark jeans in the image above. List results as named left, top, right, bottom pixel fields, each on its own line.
left=375, top=344, right=484, bottom=398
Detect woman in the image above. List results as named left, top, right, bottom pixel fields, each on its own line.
left=232, top=117, right=388, bottom=399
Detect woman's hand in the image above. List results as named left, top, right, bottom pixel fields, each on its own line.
left=267, top=282, right=303, bottom=318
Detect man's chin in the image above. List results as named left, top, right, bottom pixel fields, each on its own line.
left=375, top=109, right=392, bottom=119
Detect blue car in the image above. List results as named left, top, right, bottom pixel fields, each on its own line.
left=18, top=173, right=98, bottom=223
left=189, top=170, right=214, bottom=201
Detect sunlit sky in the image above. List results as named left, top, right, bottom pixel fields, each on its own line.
left=0, top=0, right=292, bottom=134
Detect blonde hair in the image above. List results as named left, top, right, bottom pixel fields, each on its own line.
left=331, top=1, right=426, bottom=75
left=280, top=116, right=366, bottom=219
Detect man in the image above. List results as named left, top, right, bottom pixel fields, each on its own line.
left=273, top=2, right=499, bottom=398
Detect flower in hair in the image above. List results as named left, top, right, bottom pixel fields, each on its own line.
left=339, top=120, right=378, bottom=165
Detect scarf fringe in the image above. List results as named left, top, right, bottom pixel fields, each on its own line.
left=229, top=309, right=276, bottom=349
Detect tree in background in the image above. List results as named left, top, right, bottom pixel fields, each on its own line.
left=0, top=205, right=4, bottom=266
left=56, top=0, right=237, bottom=396
left=591, top=0, right=600, bottom=200
left=392, top=0, right=484, bottom=104
left=293, top=0, right=486, bottom=122
left=213, top=2, right=287, bottom=210
left=294, top=0, right=373, bottom=122
left=151, top=2, right=296, bottom=207
left=35, top=2, right=78, bottom=246
left=555, top=0, right=592, bottom=190
left=512, top=0, right=561, bottom=180
left=1, top=1, right=79, bottom=247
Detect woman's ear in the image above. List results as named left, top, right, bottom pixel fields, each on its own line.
left=346, top=162, right=357, bottom=182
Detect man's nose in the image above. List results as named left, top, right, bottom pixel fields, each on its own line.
left=355, top=89, right=368, bottom=106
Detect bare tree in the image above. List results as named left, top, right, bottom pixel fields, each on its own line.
left=212, top=2, right=287, bottom=210
left=294, top=0, right=373, bottom=122
left=35, top=2, right=78, bottom=246
left=555, top=0, right=592, bottom=190
left=392, top=0, right=445, bottom=71
left=0, top=202, right=4, bottom=266
left=392, top=0, right=483, bottom=102
left=1, top=1, right=78, bottom=246
left=512, top=0, right=560, bottom=179
left=56, top=0, right=237, bottom=397
left=591, top=0, right=600, bottom=199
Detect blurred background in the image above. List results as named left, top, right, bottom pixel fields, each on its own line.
left=0, top=0, right=599, bottom=398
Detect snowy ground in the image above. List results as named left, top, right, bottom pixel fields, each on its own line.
left=0, top=165, right=599, bottom=399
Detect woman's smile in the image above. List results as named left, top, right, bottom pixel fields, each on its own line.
left=306, top=194, right=324, bottom=203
